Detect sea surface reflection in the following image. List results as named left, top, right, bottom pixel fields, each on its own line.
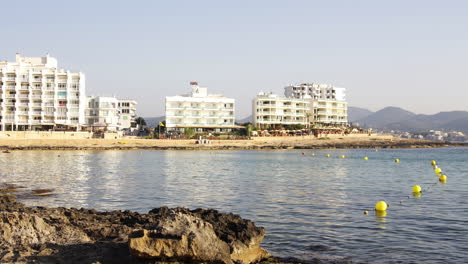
left=1, top=148, right=468, bottom=263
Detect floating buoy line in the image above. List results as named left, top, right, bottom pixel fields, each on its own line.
left=296, top=152, right=448, bottom=218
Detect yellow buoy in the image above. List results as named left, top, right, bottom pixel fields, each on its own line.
left=435, top=167, right=442, bottom=174
left=375, top=210, right=387, bottom=217
left=395, top=158, right=400, bottom=163
left=375, top=149, right=378, bottom=152
left=341, top=155, right=346, bottom=159
left=412, top=185, right=422, bottom=193
left=326, top=154, right=330, bottom=157
left=439, top=175, right=447, bottom=183
left=431, top=160, right=437, bottom=166
left=364, top=211, right=369, bottom=215
left=375, top=201, right=388, bottom=211
left=413, top=192, right=422, bottom=198
left=364, top=157, right=368, bottom=160
left=311, top=153, right=315, bottom=156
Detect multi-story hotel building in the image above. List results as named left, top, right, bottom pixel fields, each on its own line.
left=252, top=92, right=310, bottom=129
left=0, top=53, right=86, bottom=131
left=118, top=99, right=137, bottom=130
left=284, top=83, right=348, bottom=126
left=165, top=82, right=237, bottom=132
left=86, top=96, right=137, bottom=131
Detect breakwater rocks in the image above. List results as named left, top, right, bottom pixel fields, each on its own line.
left=0, top=194, right=269, bottom=263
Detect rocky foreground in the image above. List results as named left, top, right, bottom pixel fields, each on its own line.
left=0, top=195, right=357, bottom=264
left=1, top=194, right=272, bottom=264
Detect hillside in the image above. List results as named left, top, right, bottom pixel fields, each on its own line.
left=356, top=108, right=468, bottom=132
left=356, top=106, right=416, bottom=129
left=143, top=116, right=165, bottom=127
left=348, top=106, right=374, bottom=122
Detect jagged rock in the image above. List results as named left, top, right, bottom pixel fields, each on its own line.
left=0, top=195, right=269, bottom=264
left=128, top=212, right=232, bottom=263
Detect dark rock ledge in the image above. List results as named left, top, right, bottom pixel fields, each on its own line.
left=0, top=194, right=270, bottom=264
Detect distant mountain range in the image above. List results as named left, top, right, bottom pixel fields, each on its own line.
left=350, top=106, right=468, bottom=132
left=144, top=116, right=165, bottom=127
left=143, top=107, right=468, bottom=133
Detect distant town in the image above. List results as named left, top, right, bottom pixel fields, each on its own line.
left=1, top=53, right=466, bottom=142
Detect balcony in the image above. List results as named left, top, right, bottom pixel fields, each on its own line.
left=5, top=95, right=16, bottom=99
left=43, top=95, right=55, bottom=99
left=30, top=111, right=42, bottom=116
left=16, top=103, right=29, bottom=107
left=19, top=86, right=29, bottom=90
left=29, top=103, right=42, bottom=107
left=57, top=79, right=67, bottom=84
left=5, top=86, right=16, bottom=90
left=43, top=112, right=55, bottom=117
left=32, top=86, right=42, bottom=90
left=42, top=119, right=54, bottom=123
left=68, top=96, right=79, bottom=100
left=30, top=120, right=42, bottom=124
left=32, top=78, right=42, bottom=82
left=4, top=77, right=16, bottom=81
left=17, top=111, right=29, bottom=115
left=31, top=95, right=42, bottom=99
left=3, top=102, right=15, bottom=106
left=18, top=95, right=29, bottom=99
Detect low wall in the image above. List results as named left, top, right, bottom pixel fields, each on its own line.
left=0, top=131, right=93, bottom=140
left=251, top=133, right=392, bottom=142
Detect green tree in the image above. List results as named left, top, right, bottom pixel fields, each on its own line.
left=135, top=117, right=147, bottom=127
left=184, top=128, right=195, bottom=138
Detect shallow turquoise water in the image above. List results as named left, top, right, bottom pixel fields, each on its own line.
left=1, top=148, right=467, bottom=263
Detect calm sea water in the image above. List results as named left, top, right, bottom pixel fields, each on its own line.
left=1, top=148, right=467, bottom=263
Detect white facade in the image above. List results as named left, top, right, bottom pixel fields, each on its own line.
left=86, top=96, right=137, bottom=131
left=165, top=82, right=236, bottom=132
left=253, top=92, right=310, bottom=129
left=285, top=83, right=348, bottom=125
left=0, top=53, right=86, bottom=131
left=118, top=99, right=137, bottom=130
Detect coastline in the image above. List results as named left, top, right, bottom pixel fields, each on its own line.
left=0, top=135, right=466, bottom=151
left=0, top=194, right=353, bottom=264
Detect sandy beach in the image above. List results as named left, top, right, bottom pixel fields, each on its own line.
left=0, top=135, right=464, bottom=150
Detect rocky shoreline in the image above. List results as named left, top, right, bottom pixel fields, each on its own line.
left=0, top=195, right=356, bottom=264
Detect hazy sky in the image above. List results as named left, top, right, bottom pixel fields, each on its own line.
left=1, top=0, right=467, bottom=118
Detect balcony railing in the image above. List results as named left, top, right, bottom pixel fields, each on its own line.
left=17, top=111, right=29, bottom=115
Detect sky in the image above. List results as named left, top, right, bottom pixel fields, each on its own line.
left=1, top=0, right=467, bottom=118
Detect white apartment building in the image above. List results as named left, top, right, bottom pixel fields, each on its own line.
left=165, top=82, right=237, bottom=132
left=253, top=92, right=310, bottom=129
left=86, top=96, right=137, bottom=131
left=284, top=83, right=348, bottom=126
left=118, top=99, right=137, bottom=130
left=0, top=53, right=86, bottom=131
